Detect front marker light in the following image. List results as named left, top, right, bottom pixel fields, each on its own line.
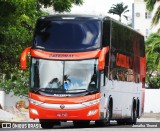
left=30, top=108, right=39, bottom=115
left=87, top=109, right=98, bottom=116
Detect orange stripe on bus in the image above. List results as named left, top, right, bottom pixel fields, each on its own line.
left=30, top=49, right=101, bottom=60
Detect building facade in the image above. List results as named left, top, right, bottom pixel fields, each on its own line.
left=133, top=0, right=160, bottom=38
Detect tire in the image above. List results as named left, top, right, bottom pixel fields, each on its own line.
left=117, top=119, right=127, bottom=125
left=39, top=119, right=60, bottom=129
left=127, top=103, right=137, bottom=125
left=137, top=100, right=140, bottom=118
left=73, top=120, right=90, bottom=127
left=105, top=103, right=112, bottom=124
left=95, top=102, right=112, bottom=126
left=95, top=120, right=108, bottom=126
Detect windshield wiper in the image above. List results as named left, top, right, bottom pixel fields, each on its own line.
left=32, top=88, right=46, bottom=93
left=32, top=87, right=64, bottom=93
left=66, top=89, right=98, bottom=94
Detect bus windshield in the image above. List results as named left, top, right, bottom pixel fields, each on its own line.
left=33, top=20, right=101, bottom=52
left=31, top=58, right=98, bottom=94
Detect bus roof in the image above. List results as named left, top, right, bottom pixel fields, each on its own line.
left=103, top=16, right=144, bottom=37
left=38, top=14, right=143, bottom=37
left=39, top=14, right=103, bottom=21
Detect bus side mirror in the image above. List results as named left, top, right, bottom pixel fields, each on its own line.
left=20, top=47, right=31, bottom=70
left=98, top=47, right=109, bottom=70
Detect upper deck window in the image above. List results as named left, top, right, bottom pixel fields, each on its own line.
left=33, top=19, right=101, bottom=52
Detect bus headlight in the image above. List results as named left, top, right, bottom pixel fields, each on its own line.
left=87, top=109, right=98, bottom=116
left=30, top=108, right=39, bottom=115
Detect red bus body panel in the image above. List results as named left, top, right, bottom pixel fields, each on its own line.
left=29, top=92, right=100, bottom=120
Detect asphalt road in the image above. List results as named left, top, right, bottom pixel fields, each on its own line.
left=47, top=119, right=160, bottom=129
left=1, top=118, right=160, bottom=131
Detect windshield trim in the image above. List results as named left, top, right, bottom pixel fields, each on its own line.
left=30, top=49, right=101, bottom=61
left=32, top=47, right=101, bottom=53
left=33, top=89, right=99, bottom=97
left=30, top=58, right=100, bottom=95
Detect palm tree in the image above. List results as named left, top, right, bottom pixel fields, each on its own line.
left=146, top=33, right=160, bottom=68
left=144, top=0, right=160, bottom=33
left=146, top=33, right=160, bottom=88
left=108, top=2, right=129, bottom=22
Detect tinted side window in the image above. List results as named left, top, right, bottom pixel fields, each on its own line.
left=140, top=36, right=145, bottom=57
left=111, top=21, right=134, bottom=55
left=102, top=19, right=110, bottom=47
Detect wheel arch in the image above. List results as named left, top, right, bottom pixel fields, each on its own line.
left=136, top=98, right=140, bottom=118
left=108, top=95, right=113, bottom=118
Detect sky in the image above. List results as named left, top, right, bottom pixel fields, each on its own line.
left=70, top=0, right=134, bottom=23
left=45, top=0, right=134, bottom=23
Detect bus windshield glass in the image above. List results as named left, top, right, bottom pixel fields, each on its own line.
left=33, top=19, right=101, bottom=51
left=31, top=58, right=98, bottom=94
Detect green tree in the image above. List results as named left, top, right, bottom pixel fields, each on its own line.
left=0, top=0, right=83, bottom=96
left=38, top=0, right=83, bottom=12
left=0, top=0, right=44, bottom=74
left=144, top=0, right=160, bottom=33
left=146, top=33, right=160, bottom=67
left=145, top=33, right=160, bottom=88
left=108, top=2, right=129, bottom=22
left=0, top=0, right=45, bottom=96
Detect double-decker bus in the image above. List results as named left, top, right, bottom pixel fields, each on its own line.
left=20, top=15, right=146, bottom=128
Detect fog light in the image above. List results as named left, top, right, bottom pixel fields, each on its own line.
left=87, top=109, right=98, bottom=116
left=30, top=109, right=39, bottom=115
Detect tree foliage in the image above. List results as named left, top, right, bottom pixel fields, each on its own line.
left=0, top=69, right=30, bottom=96
left=0, top=0, right=83, bottom=96
left=145, top=33, right=160, bottom=88
left=108, top=2, right=129, bottom=22
left=38, top=0, right=83, bottom=12
left=0, top=0, right=44, bottom=74
left=144, top=0, right=160, bottom=32
left=0, top=0, right=45, bottom=96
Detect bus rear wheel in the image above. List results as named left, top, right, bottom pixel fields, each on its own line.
left=128, top=105, right=137, bottom=124
left=73, top=120, right=90, bottom=127
left=117, top=119, right=130, bottom=125
left=39, top=119, right=60, bottom=129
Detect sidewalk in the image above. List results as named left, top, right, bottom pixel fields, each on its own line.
left=0, top=107, right=38, bottom=122
left=0, top=109, right=17, bottom=122
left=142, top=113, right=160, bottom=118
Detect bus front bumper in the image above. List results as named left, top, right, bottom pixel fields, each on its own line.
left=29, top=102, right=100, bottom=120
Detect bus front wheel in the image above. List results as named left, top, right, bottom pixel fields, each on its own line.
left=73, top=120, right=90, bottom=127
left=39, top=119, right=60, bottom=129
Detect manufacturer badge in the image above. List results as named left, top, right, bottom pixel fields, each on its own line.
left=60, top=104, right=65, bottom=109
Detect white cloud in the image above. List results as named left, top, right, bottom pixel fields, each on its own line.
left=44, top=0, right=134, bottom=23
left=70, top=0, right=134, bottom=22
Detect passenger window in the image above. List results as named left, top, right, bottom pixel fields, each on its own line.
left=126, top=69, right=134, bottom=82
left=109, top=68, right=118, bottom=80
left=109, top=68, right=136, bottom=82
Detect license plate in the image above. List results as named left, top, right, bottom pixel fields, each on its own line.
left=56, top=113, right=68, bottom=117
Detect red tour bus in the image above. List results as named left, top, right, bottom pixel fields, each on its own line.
left=20, top=15, right=146, bottom=128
